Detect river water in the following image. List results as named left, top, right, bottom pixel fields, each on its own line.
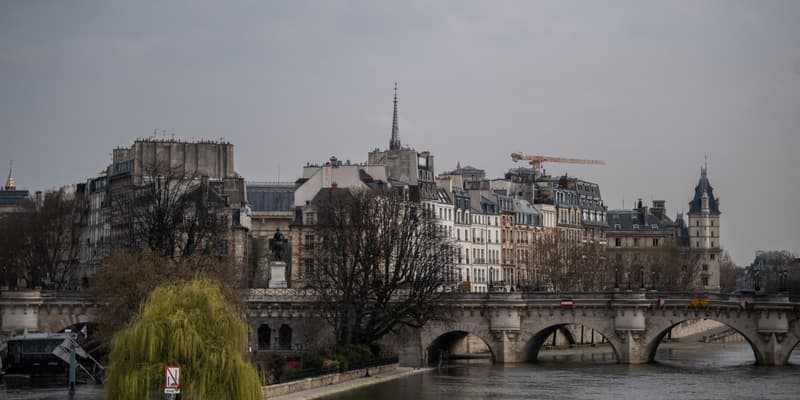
left=1, top=342, right=797, bottom=399
left=325, top=342, right=800, bottom=400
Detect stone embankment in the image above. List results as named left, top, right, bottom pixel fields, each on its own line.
left=265, top=364, right=431, bottom=400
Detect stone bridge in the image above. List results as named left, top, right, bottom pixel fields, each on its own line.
left=0, top=290, right=101, bottom=338
left=401, top=291, right=800, bottom=367
left=4, top=289, right=798, bottom=367
left=246, top=289, right=800, bottom=367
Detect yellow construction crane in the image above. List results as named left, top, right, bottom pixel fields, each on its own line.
left=510, top=153, right=605, bottom=177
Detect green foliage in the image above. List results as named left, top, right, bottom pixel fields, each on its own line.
left=106, top=277, right=261, bottom=400
left=336, top=344, right=373, bottom=366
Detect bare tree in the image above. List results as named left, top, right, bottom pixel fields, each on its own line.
left=88, top=248, right=240, bottom=344
left=0, top=212, right=28, bottom=288
left=307, top=188, right=456, bottom=346
left=718, top=250, right=742, bottom=292
left=0, top=190, right=85, bottom=289
left=527, top=231, right=611, bottom=292
left=111, top=161, right=229, bottom=261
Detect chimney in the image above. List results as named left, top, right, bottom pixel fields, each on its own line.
left=651, top=200, right=666, bottom=219
left=636, top=198, right=648, bottom=221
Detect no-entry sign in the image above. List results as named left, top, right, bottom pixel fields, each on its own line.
left=165, top=365, right=181, bottom=394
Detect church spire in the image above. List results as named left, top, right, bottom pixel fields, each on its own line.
left=390, top=82, right=401, bottom=151
left=5, top=160, right=15, bottom=190
left=701, top=155, right=708, bottom=177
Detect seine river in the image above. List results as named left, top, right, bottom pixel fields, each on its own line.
left=1, top=342, right=798, bottom=399
left=326, top=342, right=800, bottom=400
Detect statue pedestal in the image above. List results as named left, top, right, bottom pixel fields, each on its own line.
left=269, top=261, right=287, bottom=288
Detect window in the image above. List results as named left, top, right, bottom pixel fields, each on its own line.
left=615, top=238, right=621, bottom=247
left=710, top=253, right=716, bottom=260
left=304, top=234, right=315, bottom=250
left=710, top=221, right=714, bottom=226
left=220, top=239, right=229, bottom=257
left=702, top=277, right=709, bottom=287
left=632, top=224, right=639, bottom=230
left=652, top=238, right=659, bottom=247
left=696, top=221, right=700, bottom=227
left=279, top=325, right=292, bottom=350
left=304, top=259, right=314, bottom=275
left=634, top=238, right=640, bottom=247
left=257, top=324, right=271, bottom=350
left=702, top=264, right=709, bottom=272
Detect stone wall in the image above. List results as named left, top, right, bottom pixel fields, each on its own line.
left=263, top=363, right=398, bottom=398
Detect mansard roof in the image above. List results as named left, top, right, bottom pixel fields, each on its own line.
left=607, top=209, right=674, bottom=232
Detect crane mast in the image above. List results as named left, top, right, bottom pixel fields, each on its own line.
left=510, top=152, right=605, bottom=177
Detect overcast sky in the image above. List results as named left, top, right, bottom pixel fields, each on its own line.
left=1, top=1, right=798, bottom=265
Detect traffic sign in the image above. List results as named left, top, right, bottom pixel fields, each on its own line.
left=165, top=365, right=181, bottom=394
left=561, top=299, right=574, bottom=308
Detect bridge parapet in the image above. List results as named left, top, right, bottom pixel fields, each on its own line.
left=0, top=290, right=99, bottom=336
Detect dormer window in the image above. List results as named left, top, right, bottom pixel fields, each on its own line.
left=632, top=224, right=639, bottom=230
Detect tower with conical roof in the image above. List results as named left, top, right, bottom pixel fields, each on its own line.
left=390, top=82, right=401, bottom=151
left=687, top=162, right=721, bottom=291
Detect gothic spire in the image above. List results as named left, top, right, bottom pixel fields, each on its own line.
left=5, top=160, right=15, bottom=190
left=390, top=82, right=401, bottom=151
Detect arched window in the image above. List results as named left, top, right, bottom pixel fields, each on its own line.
left=258, top=324, right=271, bottom=350
left=279, top=324, right=292, bottom=350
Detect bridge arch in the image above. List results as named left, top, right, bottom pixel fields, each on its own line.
left=421, top=323, right=498, bottom=366
left=643, top=315, right=761, bottom=364
left=522, top=322, right=621, bottom=363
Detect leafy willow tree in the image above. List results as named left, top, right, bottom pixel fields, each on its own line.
left=106, top=277, right=260, bottom=400
left=308, top=188, right=456, bottom=346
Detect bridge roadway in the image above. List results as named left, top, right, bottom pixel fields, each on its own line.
left=3, top=289, right=799, bottom=366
